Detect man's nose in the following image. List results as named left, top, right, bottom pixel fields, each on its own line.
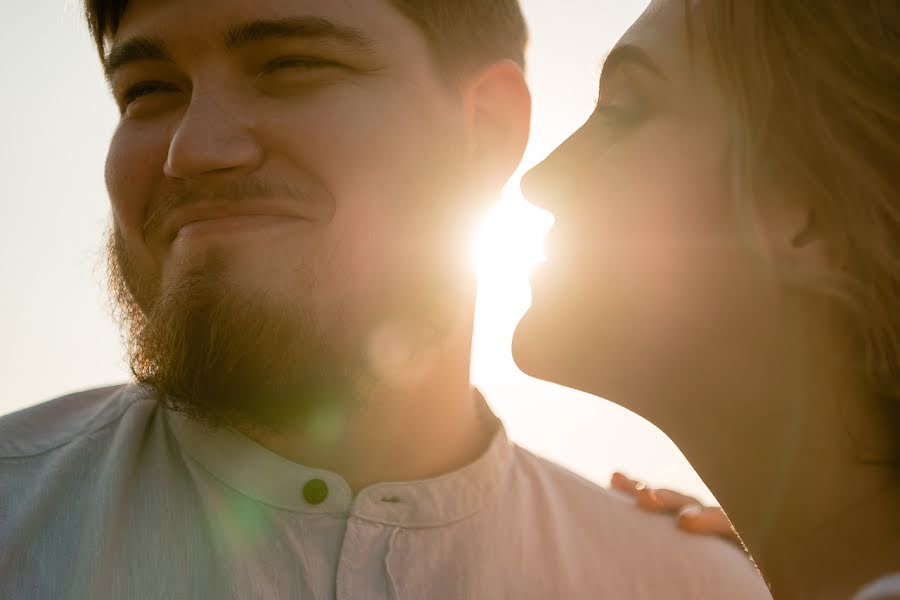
left=164, top=91, right=263, bottom=181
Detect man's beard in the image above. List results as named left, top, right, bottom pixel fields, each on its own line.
left=107, top=228, right=361, bottom=432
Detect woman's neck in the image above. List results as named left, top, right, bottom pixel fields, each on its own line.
left=668, top=342, right=900, bottom=598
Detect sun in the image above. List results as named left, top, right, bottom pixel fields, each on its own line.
left=471, top=179, right=553, bottom=285
left=469, top=179, right=554, bottom=355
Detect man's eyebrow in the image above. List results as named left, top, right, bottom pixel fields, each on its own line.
left=103, top=17, right=374, bottom=82
left=104, top=36, right=173, bottom=82
left=224, top=17, right=376, bottom=53
left=599, top=44, right=668, bottom=84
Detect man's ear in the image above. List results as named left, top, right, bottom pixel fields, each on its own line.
left=462, top=60, right=532, bottom=185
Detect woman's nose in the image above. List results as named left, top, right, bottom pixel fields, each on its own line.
left=520, top=127, right=584, bottom=212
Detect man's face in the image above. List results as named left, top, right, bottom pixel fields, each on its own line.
left=105, top=0, right=481, bottom=427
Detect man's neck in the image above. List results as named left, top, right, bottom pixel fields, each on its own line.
left=668, top=340, right=900, bottom=599
left=237, top=320, right=498, bottom=493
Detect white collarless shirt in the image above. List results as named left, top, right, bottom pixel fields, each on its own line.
left=1, top=385, right=769, bottom=599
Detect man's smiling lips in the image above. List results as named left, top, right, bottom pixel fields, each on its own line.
left=158, top=202, right=310, bottom=243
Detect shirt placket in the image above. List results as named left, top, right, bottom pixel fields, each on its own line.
left=335, top=516, right=398, bottom=600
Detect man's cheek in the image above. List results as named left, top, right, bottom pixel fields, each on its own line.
left=299, top=91, right=434, bottom=174
left=106, top=136, right=163, bottom=235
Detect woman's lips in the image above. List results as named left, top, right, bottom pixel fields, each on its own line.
left=542, top=226, right=567, bottom=261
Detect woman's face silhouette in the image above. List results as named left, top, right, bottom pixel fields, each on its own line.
left=514, top=0, right=787, bottom=421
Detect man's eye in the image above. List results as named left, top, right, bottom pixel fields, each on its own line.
left=121, top=81, right=177, bottom=106
left=261, top=56, right=340, bottom=74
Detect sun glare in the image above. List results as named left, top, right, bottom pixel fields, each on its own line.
left=469, top=181, right=554, bottom=351
left=471, top=180, right=553, bottom=285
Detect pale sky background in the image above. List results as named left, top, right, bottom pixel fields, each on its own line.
left=0, top=0, right=715, bottom=503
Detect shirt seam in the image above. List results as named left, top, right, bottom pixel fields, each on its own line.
left=0, top=390, right=139, bottom=460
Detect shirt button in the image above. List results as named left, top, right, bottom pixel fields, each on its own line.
left=302, top=479, right=329, bottom=505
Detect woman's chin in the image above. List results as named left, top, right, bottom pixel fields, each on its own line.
left=513, top=303, right=635, bottom=409
left=512, top=305, right=573, bottom=386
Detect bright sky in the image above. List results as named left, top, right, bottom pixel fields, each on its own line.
left=0, top=0, right=714, bottom=503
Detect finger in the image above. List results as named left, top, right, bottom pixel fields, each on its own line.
left=677, top=506, right=742, bottom=546
left=610, top=472, right=647, bottom=496
left=635, top=487, right=701, bottom=514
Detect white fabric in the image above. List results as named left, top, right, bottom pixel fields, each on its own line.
left=854, top=574, right=900, bottom=600
left=0, top=385, right=771, bottom=599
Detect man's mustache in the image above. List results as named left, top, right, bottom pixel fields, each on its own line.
left=141, top=177, right=316, bottom=238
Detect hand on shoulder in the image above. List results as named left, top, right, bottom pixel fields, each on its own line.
left=611, top=472, right=743, bottom=548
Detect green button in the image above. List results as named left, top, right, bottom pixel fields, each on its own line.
left=303, top=479, right=329, bottom=505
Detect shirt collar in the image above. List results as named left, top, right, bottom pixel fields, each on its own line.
left=166, top=392, right=514, bottom=528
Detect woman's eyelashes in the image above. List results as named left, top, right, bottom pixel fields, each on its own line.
left=592, top=56, right=667, bottom=133
left=592, top=83, right=647, bottom=132
left=595, top=102, right=642, bottom=128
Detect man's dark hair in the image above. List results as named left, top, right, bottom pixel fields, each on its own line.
left=84, top=0, right=528, bottom=78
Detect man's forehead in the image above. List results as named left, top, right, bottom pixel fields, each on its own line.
left=113, top=0, right=402, bottom=45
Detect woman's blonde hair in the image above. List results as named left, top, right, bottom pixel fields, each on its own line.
left=695, top=1, right=900, bottom=458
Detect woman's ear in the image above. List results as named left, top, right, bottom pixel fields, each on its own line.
left=766, top=198, right=832, bottom=274
left=791, top=210, right=819, bottom=250
left=462, top=59, right=532, bottom=186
